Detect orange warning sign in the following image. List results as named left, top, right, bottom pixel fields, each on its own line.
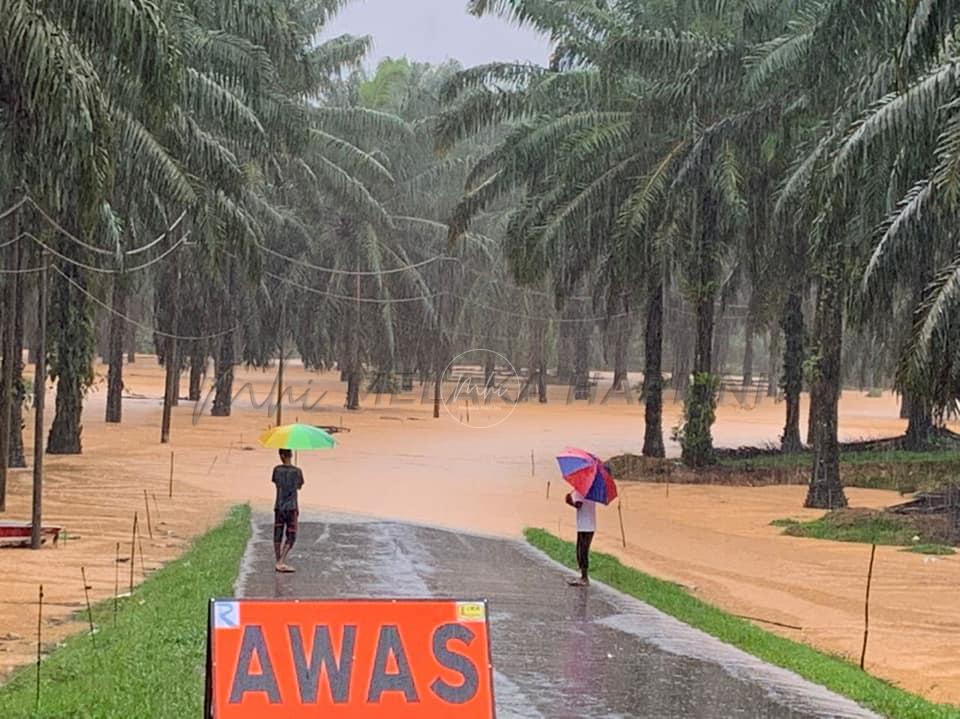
left=205, top=599, right=496, bottom=718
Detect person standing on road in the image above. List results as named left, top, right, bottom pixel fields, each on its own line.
left=565, top=488, right=596, bottom=586
left=272, top=448, right=304, bottom=573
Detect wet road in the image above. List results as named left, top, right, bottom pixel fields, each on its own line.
left=238, top=514, right=879, bottom=719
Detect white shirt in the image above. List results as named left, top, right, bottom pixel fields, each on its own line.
left=572, top=490, right=597, bottom=532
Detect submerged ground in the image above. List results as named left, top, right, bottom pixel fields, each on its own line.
left=0, top=357, right=958, bottom=705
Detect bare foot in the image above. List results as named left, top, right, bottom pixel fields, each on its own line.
left=567, top=578, right=589, bottom=587
left=275, top=563, right=296, bottom=573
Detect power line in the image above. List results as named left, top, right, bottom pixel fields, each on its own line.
left=262, top=269, right=441, bottom=304
left=0, top=265, right=45, bottom=275
left=12, top=231, right=190, bottom=275
left=256, top=241, right=455, bottom=277
left=21, top=197, right=188, bottom=258
left=51, top=266, right=239, bottom=341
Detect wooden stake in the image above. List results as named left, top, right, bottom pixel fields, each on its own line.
left=129, top=512, right=138, bottom=595
left=168, top=452, right=174, bottom=498
left=860, top=543, right=878, bottom=670
left=114, top=542, right=120, bottom=624
left=530, top=450, right=535, bottom=476
left=666, top=480, right=670, bottom=499
left=138, top=533, right=147, bottom=579
left=36, top=584, right=43, bottom=712
left=276, top=307, right=285, bottom=427
left=30, top=255, right=48, bottom=549
left=81, top=567, right=96, bottom=647
left=545, top=480, right=551, bottom=500
left=151, top=493, right=161, bottom=525
left=618, top=500, right=627, bottom=548
left=143, top=490, right=153, bottom=540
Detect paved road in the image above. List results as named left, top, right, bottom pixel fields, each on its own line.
left=237, top=514, right=879, bottom=719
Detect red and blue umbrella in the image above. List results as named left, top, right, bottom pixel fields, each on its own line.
left=555, top=447, right=618, bottom=505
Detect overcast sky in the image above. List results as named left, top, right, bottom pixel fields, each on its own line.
left=322, top=0, right=553, bottom=69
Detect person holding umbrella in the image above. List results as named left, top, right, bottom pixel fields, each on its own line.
left=556, top=448, right=618, bottom=587
left=565, top=489, right=596, bottom=586
left=271, top=448, right=303, bottom=573
left=259, top=423, right=336, bottom=573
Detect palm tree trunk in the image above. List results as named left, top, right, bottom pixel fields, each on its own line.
left=345, top=372, right=360, bottom=410
left=741, top=315, right=755, bottom=387
left=573, top=312, right=591, bottom=400
left=781, top=290, right=804, bottom=452
left=681, top=191, right=719, bottom=467
left=556, top=319, right=574, bottom=382
left=212, top=333, right=234, bottom=417
left=643, top=279, right=665, bottom=458
left=766, top=327, right=780, bottom=398
left=612, top=312, right=631, bottom=391
left=0, top=230, right=18, bottom=495
left=903, top=394, right=934, bottom=450
left=805, top=248, right=848, bottom=509
left=7, top=238, right=25, bottom=467
left=672, top=325, right=692, bottom=396
left=105, top=277, right=126, bottom=423
left=47, top=263, right=91, bottom=455
left=537, top=357, right=547, bottom=403
left=188, top=350, right=204, bottom=402
left=899, top=393, right=910, bottom=420
left=483, top=353, right=495, bottom=391
left=212, top=264, right=235, bottom=418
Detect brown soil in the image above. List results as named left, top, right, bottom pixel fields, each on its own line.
left=1, top=359, right=959, bottom=705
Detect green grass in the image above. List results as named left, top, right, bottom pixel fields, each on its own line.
left=526, top=528, right=960, bottom=719
left=775, top=512, right=922, bottom=546
left=0, top=505, right=251, bottom=718
left=902, top=543, right=956, bottom=556
left=721, top=449, right=960, bottom=471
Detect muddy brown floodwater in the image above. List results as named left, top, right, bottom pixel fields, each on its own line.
left=0, top=357, right=958, bottom=707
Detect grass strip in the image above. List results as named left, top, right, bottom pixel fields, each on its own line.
left=772, top=513, right=956, bottom=551
left=902, top=543, right=956, bottom=555
left=775, top=514, right=919, bottom=545
left=0, top=505, right=251, bottom=719
left=525, top=527, right=960, bottom=719
left=720, top=449, right=960, bottom=471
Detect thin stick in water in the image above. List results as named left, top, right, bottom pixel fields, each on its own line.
left=168, top=452, right=174, bottom=498
left=35, top=584, right=43, bottom=712
left=114, top=542, right=120, bottom=624
left=545, top=479, right=551, bottom=500
left=860, top=543, right=878, bottom=670
left=151, top=492, right=161, bottom=526
left=80, top=567, right=96, bottom=647
left=143, top=489, right=153, bottom=540
left=138, top=533, right=147, bottom=579
left=618, top=500, right=627, bottom=548
left=732, top=613, right=803, bottom=631
left=129, top=512, right=138, bottom=594
left=530, top=449, right=535, bottom=476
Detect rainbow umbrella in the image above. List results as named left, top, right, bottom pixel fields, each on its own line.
left=259, top=423, right=336, bottom=450
left=555, top=447, right=617, bottom=505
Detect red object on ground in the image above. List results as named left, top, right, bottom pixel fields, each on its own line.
left=0, top=521, right=61, bottom=547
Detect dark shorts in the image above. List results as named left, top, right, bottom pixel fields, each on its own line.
left=273, top=509, right=299, bottom=545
